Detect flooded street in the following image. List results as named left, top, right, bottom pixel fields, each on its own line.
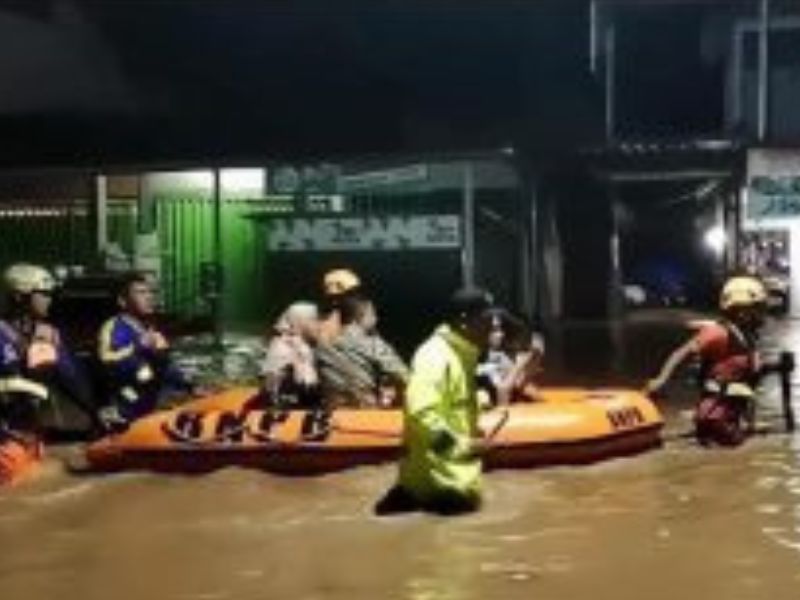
left=3, top=315, right=800, bottom=600
left=2, top=2, right=798, bottom=598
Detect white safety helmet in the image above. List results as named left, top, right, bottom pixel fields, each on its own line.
left=719, top=276, right=767, bottom=312
left=3, top=263, right=57, bottom=295
left=323, top=268, right=361, bottom=297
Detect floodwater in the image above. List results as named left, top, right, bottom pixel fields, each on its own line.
left=3, top=314, right=800, bottom=600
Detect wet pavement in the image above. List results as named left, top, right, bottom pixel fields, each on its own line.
left=3, top=312, right=800, bottom=600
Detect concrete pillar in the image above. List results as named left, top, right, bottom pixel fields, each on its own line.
left=608, top=187, right=624, bottom=320
left=523, top=174, right=539, bottom=320
left=134, top=174, right=161, bottom=277
left=461, top=161, right=476, bottom=288
left=137, top=173, right=156, bottom=235
left=757, top=0, right=771, bottom=141
left=608, top=187, right=625, bottom=376
left=89, top=173, right=108, bottom=268
left=212, top=168, right=224, bottom=348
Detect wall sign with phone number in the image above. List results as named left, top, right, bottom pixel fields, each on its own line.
left=748, top=176, right=800, bottom=218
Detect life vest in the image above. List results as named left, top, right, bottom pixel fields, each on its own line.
left=0, top=319, right=53, bottom=403
left=0, top=430, right=43, bottom=485
left=696, top=321, right=758, bottom=392
left=693, top=321, right=759, bottom=447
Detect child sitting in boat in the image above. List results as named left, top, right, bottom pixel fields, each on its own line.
left=476, top=311, right=515, bottom=401
left=261, top=302, right=321, bottom=407
left=317, top=293, right=409, bottom=408
left=477, top=309, right=544, bottom=406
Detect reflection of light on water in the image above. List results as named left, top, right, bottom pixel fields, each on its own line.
left=756, top=436, right=800, bottom=555
left=756, top=504, right=783, bottom=515
left=406, top=532, right=494, bottom=600
left=787, top=477, right=800, bottom=495
left=479, top=560, right=543, bottom=578
left=21, top=481, right=96, bottom=506
left=180, top=592, right=231, bottom=600
left=762, top=526, right=800, bottom=553
left=236, top=569, right=263, bottom=580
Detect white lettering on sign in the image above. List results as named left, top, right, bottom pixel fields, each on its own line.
left=748, top=149, right=800, bottom=219
left=266, top=215, right=461, bottom=251
left=339, top=165, right=429, bottom=191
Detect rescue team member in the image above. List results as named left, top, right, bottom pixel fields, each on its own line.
left=318, top=268, right=361, bottom=344
left=375, top=288, right=494, bottom=516
left=0, top=264, right=93, bottom=484
left=261, top=302, right=321, bottom=407
left=317, top=294, right=409, bottom=407
left=97, top=272, right=198, bottom=432
left=646, top=276, right=768, bottom=447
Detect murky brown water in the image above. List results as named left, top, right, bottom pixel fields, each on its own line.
left=3, top=315, right=800, bottom=600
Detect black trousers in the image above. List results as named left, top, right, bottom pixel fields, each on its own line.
left=374, top=485, right=481, bottom=517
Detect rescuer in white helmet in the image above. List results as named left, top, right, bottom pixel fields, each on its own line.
left=0, top=264, right=94, bottom=481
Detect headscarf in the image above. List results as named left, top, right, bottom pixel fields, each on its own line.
left=273, top=302, right=319, bottom=337
left=264, top=302, right=320, bottom=388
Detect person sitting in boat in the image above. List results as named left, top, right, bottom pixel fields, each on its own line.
left=97, top=272, right=198, bottom=432
left=0, top=263, right=94, bottom=482
left=645, top=275, right=770, bottom=446
left=317, top=292, right=409, bottom=407
left=476, top=310, right=515, bottom=401
left=261, top=302, right=321, bottom=407
left=318, top=268, right=362, bottom=344
left=375, top=287, right=495, bottom=516
left=510, top=332, right=546, bottom=401
left=477, top=309, right=545, bottom=406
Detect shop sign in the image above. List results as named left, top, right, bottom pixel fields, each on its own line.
left=265, top=214, right=460, bottom=251
left=748, top=149, right=800, bottom=218
left=339, top=165, right=428, bottom=192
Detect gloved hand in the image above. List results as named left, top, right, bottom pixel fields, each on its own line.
left=468, top=435, right=490, bottom=458
left=97, top=405, right=129, bottom=435
left=430, top=429, right=457, bottom=455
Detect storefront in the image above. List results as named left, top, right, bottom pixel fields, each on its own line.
left=743, top=148, right=800, bottom=315
left=16, top=153, right=526, bottom=351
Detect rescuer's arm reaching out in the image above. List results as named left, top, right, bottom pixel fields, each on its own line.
left=644, top=338, right=698, bottom=396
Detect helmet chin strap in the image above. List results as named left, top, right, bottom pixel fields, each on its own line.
left=6, top=293, right=30, bottom=316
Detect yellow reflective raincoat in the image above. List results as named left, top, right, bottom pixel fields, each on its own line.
left=398, top=325, right=482, bottom=503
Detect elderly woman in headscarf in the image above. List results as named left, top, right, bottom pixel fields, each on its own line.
left=261, top=302, right=321, bottom=407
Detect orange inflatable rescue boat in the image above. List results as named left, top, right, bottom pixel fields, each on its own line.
left=85, top=387, right=664, bottom=475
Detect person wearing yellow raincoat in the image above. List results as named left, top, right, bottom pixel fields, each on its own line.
left=375, top=288, right=494, bottom=515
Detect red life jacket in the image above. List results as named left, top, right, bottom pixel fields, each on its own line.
left=696, top=321, right=758, bottom=387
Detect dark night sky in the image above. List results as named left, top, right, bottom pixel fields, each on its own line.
left=0, top=0, right=738, bottom=166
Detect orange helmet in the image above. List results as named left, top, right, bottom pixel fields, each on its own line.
left=323, top=268, right=361, bottom=296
